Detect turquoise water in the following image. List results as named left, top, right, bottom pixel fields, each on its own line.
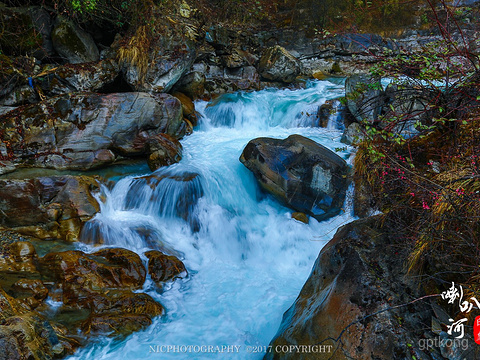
left=69, top=80, right=356, bottom=359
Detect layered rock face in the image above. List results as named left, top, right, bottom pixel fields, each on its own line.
left=240, top=134, right=349, bottom=221
left=0, top=92, right=184, bottom=171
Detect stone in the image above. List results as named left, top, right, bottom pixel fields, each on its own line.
left=51, top=16, right=99, bottom=64
left=266, top=217, right=452, bottom=360
left=240, top=135, right=349, bottom=221
left=383, top=82, right=433, bottom=136
left=0, top=241, right=39, bottom=274
left=81, top=313, right=153, bottom=336
left=147, top=134, right=183, bottom=171
left=11, top=279, right=48, bottom=302
left=39, top=248, right=146, bottom=306
left=145, top=251, right=187, bottom=285
left=341, top=122, right=365, bottom=145
left=38, top=59, right=120, bottom=96
left=0, top=176, right=100, bottom=241
left=291, top=212, right=309, bottom=224
left=317, top=100, right=335, bottom=128
left=345, top=74, right=384, bottom=123
left=258, top=45, right=302, bottom=83
left=123, top=35, right=196, bottom=93
left=0, top=92, right=184, bottom=170
left=172, top=91, right=197, bottom=126
left=0, top=286, right=73, bottom=359
left=172, top=71, right=206, bottom=100
left=0, top=85, right=38, bottom=106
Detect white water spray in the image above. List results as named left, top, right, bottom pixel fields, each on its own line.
left=70, top=80, right=356, bottom=360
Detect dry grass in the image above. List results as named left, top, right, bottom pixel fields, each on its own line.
left=117, top=25, right=150, bottom=82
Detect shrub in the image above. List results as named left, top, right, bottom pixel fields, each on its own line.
left=354, top=0, right=480, bottom=293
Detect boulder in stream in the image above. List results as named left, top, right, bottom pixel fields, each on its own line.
left=145, top=250, right=187, bottom=287
left=240, top=134, right=349, bottom=221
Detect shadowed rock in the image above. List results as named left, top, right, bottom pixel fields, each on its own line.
left=240, top=134, right=348, bottom=221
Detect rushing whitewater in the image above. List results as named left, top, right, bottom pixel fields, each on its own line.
left=70, top=80, right=356, bottom=359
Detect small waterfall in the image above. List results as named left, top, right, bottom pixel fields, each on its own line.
left=326, top=99, right=346, bottom=131
left=72, top=79, right=356, bottom=360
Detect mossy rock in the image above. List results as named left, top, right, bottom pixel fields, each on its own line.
left=51, top=16, right=99, bottom=64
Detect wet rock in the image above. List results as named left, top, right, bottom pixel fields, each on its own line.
left=39, top=249, right=146, bottom=306
left=345, top=74, right=384, bottom=123
left=0, top=241, right=39, bottom=278
left=125, top=169, right=204, bottom=231
left=240, top=135, right=348, bottom=221
left=145, top=251, right=187, bottom=285
left=172, top=91, right=198, bottom=126
left=0, top=286, right=73, bottom=359
left=147, top=134, right=183, bottom=171
left=291, top=212, right=309, bottom=224
left=52, top=16, right=99, bottom=64
left=317, top=100, right=335, bottom=128
left=11, top=279, right=48, bottom=302
left=0, top=176, right=100, bottom=241
left=258, top=45, right=302, bottom=83
left=82, top=313, right=153, bottom=336
left=88, top=290, right=163, bottom=316
left=266, top=217, right=437, bottom=360
left=0, top=92, right=184, bottom=170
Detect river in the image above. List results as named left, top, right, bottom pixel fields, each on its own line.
left=68, top=79, right=356, bottom=359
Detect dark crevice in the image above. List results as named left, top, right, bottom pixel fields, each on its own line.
left=97, top=74, right=134, bottom=94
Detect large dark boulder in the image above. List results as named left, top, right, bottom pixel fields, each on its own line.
left=240, top=135, right=348, bottom=221
left=266, top=217, right=478, bottom=360
left=51, top=16, right=99, bottom=64
left=0, top=92, right=184, bottom=171
left=145, top=250, right=187, bottom=287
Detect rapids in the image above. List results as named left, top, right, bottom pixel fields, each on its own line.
left=69, top=80, right=356, bottom=359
